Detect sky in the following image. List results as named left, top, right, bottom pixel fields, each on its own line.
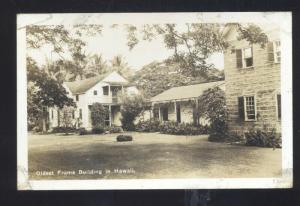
left=22, top=12, right=285, bottom=71
left=23, top=13, right=225, bottom=71
left=28, top=24, right=224, bottom=71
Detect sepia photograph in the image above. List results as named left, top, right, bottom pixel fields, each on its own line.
left=17, top=12, right=292, bottom=190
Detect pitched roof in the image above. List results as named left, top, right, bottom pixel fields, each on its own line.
left=64, top=75, right=107, bottom=95
left=64, top=72, right=128, bottom=95
left=151, top=81, right=225, bottom=102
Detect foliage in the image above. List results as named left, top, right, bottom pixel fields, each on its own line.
left=120, top=93, right=147, bottom=131
left=159, top=121, right=209, bottom=135
left=116, top=135, right=133, bottom=142
left=92, top=126, right=105, bottom=134
left=130, top=61, right=223, bottom=98
left=135, top=119, right=161, bottom=132
left=123, top=23, right=228, bottom=77
left=107, top=126, right=124, bottom=133
left=85, top=54, right=109, bottom=78
left=78, top=127, right=89, bottom=135
left=51, top=127, right=77, bottom=134
left=237, top=24, right=268, bottom=48
left=198, top=87, right=228, bottom=141
left=27, top=58, right=75, bottom=131
left=123, top=23, right=268, bottom=78
left=60, top=106, right=75, bottom=130
left=109, top=55, right=133, bottom=78
left=90, top=103, right=109, bottom=127
left=245, top=129, right=281, bottom=148
left=135, top=120, right=208, bottom=135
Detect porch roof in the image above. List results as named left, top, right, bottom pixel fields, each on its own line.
left=151, top=81, right=225, bottom=103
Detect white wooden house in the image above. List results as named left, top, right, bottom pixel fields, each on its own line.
left=48, top=71, right=138, bottom=129
left=150, top=81, right=225, bottom=125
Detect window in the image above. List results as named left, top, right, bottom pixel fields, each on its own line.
left=76, top=95, right=79, bottom=101
left=238, top=96, right=256, bottom=121
left=274, top=41, right=281, bottom=63
left=267, top=40, right=281, bottom=63
left=277, top=94, right=281, bottom=120
left=93, top=90, right=98, bottom=95
left=103, top=86, right=109, bottom=95
left=51, top=110, right=53, bottom=119
left=72, top=110, right=75, bottom=119
left=236, top=47, right=253, bottom=68
left=244, top=96, right=256, bottom=121
left=79, top=109, right=82, bottom=120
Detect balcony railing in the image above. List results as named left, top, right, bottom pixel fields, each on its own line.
left=112, top=96, right=119, bottom=104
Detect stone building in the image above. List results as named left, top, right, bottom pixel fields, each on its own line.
left=223, top=24, right=281, bottom=135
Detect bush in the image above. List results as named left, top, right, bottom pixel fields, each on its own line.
left=108, top=126, right=124, bottom=133
left=136, top=120, right=208, bottom=135
left=90, top=103, right=109, bottom=127
left=116, top=135, right=133, bottom=142
left=92, top=126, right=105, bottom=134
left=208, top=119, right=228, bottom=142
left=78, top=127, right=88, bottom=135
left=135, top=119, right=161, bottom=132
left=51, top=127, right=77, bottom=133
left=159, top=121, right=208, bottom=135
left=245, top=129, right=281, bottom=148
left=120, top=93, right=146, bottom=131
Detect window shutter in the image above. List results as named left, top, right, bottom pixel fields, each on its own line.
left=236, top=49, right=243, bottom=68
left=277, top=94, right=281, bottom=119
left=238, top=96, right=245, bottom=120
left=267, top=42, right=274, bottom=62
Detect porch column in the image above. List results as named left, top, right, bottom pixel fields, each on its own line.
left=158, top=104, right=161, bottom=121
left=109, top=105, right=112, bottom=126
left=174, top=101, right=177, bottom=122
left=195, top=98, right=199, bottom=125
left=108, top=85, right=111, bottom=96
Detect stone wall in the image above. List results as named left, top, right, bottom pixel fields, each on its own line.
left=224, top=39, right=281, bottom=135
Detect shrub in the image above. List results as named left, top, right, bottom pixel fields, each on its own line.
left=245, top=129, right=281, bottom=148
left=108, top=126, right=124, bottom=133
left=51, top=127, right=77, bottom=133
left=116, top=135, right=133, bottom=142
left=78, top=127, right=88, bottom=135
left=135, top=119, right=161, bottom=132
left=119, top=93, right=146, bottom=131
left=198, top=87, right=228, bottom=142
left=90, top=103, right=109, bottom=127
left=92, top=126, right=105, bottom=134
left=208, top=119, right=228, bottom=142
left=158, top=121, right=208, bottom=135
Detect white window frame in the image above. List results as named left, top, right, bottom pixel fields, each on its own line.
left=273, top=40, right=281, bottom=63
left=244, top=95, right=257, bottom=121
left=242, top=47, right=254, bottom=68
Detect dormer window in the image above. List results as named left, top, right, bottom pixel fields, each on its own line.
left=93, top=90, right=97, bottom=95
left=103, top=86, right=109, bottom=96
left=236, top=47, right=253, bottom=68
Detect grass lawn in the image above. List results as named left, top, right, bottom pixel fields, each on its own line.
left=28, top=132, right=282, bottom=180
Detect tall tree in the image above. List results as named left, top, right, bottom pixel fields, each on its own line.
left=85, top=54, right=109, bottom=78
left=124, top=23, right=268, bottom=77
left=110, top=55, right=133, bottom=78
left=27, top=57, right=75, bottom=132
